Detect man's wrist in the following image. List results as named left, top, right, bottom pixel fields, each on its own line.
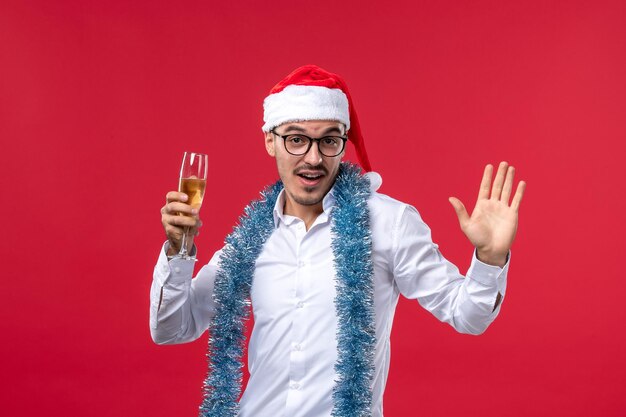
left=476, top=249, right=508, bottom=267
left=166, top=245, right=179, bottom=257
left=164, top=241, right=197, bottom=259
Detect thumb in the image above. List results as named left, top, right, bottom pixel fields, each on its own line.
left=448, top=197, right=470, bottom=227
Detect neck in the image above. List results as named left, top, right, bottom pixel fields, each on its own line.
left=284, top=198, right=324, bottom=231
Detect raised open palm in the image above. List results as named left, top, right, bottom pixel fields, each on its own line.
left=448, top=162, right=526, bottom=266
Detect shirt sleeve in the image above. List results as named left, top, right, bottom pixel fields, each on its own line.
left=392, top=205, right=510, bottom=335
left=149, top=242, right=222, bottom=344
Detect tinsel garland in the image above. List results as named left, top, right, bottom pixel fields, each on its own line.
left=199, top=163, right=376, bottom=417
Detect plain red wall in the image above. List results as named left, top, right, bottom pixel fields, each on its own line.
left=2, top=1, right=625, bottom=416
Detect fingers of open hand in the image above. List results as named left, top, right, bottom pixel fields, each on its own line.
left=500, top=165, right=515, bottom=204
left=449, top=197, right=470, bottom=227
left=478, top=162, right=525, bottom=210
left=490, top=161, right=509, bottom=200
left=511, top=181, right=526, bottom=212
left=477, top=164, right=493, bottom=200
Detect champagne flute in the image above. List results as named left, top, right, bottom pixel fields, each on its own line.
left=176, top=151, right=208, bottom=259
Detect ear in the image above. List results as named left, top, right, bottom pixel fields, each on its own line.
left=265, top=131, right=276, bottom=157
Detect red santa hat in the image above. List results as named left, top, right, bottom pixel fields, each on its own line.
left=262, top=65, right=372, bottom=172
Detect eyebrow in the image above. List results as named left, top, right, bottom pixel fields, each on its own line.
left=321, top=126, right=344, bottom=135
left=281, top=124, right=345, bottom=136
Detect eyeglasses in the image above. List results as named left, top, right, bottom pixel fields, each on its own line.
left=271, top=130, right=347, bottom=157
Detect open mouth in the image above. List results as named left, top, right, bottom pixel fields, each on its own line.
left=298, top=173, right=323, bottom=180
left=297, top=171, right=325, bottom=186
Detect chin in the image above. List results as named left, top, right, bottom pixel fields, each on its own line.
left=291, top=192, right=325, bottom=207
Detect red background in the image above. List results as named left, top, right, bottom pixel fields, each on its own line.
left=1, top=1, right=625, bottom=416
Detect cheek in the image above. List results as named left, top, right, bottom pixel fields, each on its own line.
left=275, top=156, right=293, bottom=180
left=327, top=160, right=342, bottom=176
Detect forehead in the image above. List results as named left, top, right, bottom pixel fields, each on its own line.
left=278, top=120, right=345, bottom=135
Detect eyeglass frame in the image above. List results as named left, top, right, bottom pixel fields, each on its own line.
left=271, top=129, right=348, bottom=157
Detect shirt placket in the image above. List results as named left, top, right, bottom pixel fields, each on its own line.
left=285, top=220, right=309, bottom=415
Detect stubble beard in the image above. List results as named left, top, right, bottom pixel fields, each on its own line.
left=287, top=187, right=325, bottom=206
left=287, top=174, right=338, bottom=207
left=282, top=161, right=341, bottom=208
left=288, top=163, right=334, bottom=206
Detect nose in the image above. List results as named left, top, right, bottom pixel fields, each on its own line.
left=303, top=140, right=323, bottom=165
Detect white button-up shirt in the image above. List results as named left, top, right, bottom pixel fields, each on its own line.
left=150, top=173, right=509, bottom=417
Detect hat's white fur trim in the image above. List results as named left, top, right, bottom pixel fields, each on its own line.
left=262, top=85, right=350, bottom=132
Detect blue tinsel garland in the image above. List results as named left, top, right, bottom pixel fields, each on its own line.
left=200, top=163, right=375, bottom=417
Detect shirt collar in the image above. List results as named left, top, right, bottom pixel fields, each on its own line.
left=272, top=187, right=337, bottom=228
left=271, top=170, right=381, bottom=228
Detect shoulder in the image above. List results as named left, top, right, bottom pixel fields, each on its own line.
left=363, top=172, right=423, bottom=223
left=368, top=190, right=407, bottom=216
left=367, top=190, right=427, bottom=232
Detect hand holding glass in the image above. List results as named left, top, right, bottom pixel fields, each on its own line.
left=176, top=152, right=208, bottom=259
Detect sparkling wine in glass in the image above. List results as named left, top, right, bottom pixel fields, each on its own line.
left=176, top=152, right=208, bottom=259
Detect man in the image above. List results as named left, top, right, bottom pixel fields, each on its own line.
left=151, top=65, right=526, bottom=417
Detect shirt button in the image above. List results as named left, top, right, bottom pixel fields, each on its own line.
left=296, top=301, right=304, bottom=309
left=293, top=344, right=302, bottom=351
left=174, top=267, right=181, bottom=274
left=290, top=382, right=300, bottom=390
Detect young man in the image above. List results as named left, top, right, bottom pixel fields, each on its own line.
left=151, top=65, right=526, bottom=417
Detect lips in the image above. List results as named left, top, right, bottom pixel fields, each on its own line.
left=296, top=170, right=325, bottom=187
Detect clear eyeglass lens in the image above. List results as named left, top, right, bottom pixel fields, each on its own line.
left=319, top=137, right=341, bottom=155
left=285, top=135, right=342, bottom=156
left=285, top=135, right=310, bottom=153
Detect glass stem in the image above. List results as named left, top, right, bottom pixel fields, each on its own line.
left=178, top=227, right=189, bottom=257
